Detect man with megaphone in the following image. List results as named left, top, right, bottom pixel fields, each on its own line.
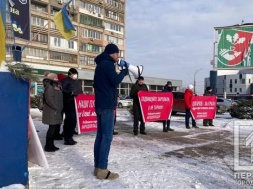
left=93, top=43, right=128, bottom=180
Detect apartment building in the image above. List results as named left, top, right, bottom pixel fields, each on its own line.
left=5, top=0, right=182, bottom=95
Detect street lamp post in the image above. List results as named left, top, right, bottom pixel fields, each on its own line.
left=194, top=68, right=203, bottom=94
left=212, top=41, right=217, bottom=69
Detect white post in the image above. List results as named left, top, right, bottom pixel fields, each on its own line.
left=34, top=82, right=38, bottom=96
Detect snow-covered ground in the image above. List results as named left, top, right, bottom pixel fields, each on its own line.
left=2, top=109, right=253, bottom=189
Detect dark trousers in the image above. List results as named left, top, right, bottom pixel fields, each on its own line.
left=46, top=124, right=59, bottom=139
left=63, top=102, right=77, bottom=141
left=185, top=108, right=196, bottom=127
left=133, top=108, right=145, bottom=133
left=163, top=120, right=170, bottom=128
left=54, top=124, right=61, bottom=137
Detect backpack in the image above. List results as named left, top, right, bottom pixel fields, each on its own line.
left=38, top=93, right=44, bottom=111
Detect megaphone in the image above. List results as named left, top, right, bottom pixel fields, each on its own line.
left=118, top=59, right=144, bottom=79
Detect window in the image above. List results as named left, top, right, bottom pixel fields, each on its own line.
left=80, top=2, right=102, bottom=14
left=249, top=79, right=251, bottom=84
left=105, top=0, right=124, bottom=10
left=230, top=79, right=232, bottom=84
left=104, top=22, right=124, bottom=33
left=81, top=28, right=102, bottom=39
left=150, top=85, right=156, bottom=91
left=50, top=37, right=77, bottom=50
left=240, top=88, right=242, bottom=93
left=83, top=80, right=93, bottom=94
left=80, top=43, right=102, bottom=53
left=242, top=79, right=245, bottom=84
left=23, top=47, right=47, bottom=59
left=31, top=16, right=47, bottom=27
left=235, top=79, right=237, bottom=84
left=235, top=88, right=237, bottom=92
left=105, top=10, right=119, bottom=21
left=157, top=86, right=163, bottom=91
left=104, top=35, right=123, bottom=45
left=68, top=41, right=74, bottom=49
left=50, top=51, right=77, bottom=63
left=80, top=14, right=103, bottom=27
left=31, top=3, right=47, bottom=12
left=31, top=33, right=48, bottom=43
left=80, top=55, right=95, bottom=65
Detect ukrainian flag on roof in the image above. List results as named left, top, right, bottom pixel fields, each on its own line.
left=0, top=0, right=6, bottom=64
left=53, top=0, right=76, bottom=40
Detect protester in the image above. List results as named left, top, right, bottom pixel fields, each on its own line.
left=184, top=84, right=198, bottom=129
left=93, top=43, right=128, bottom=180
left=162, top=81, right=174, bottom=132
left=203, top=86, right=214, bottom=126
left=42, top=73, right=63, bottom=152
left=52, top=73, right=67, bottom=140
left=130, top=76, right=148, bottom=135
left=61, top=68, right=83, bottom=145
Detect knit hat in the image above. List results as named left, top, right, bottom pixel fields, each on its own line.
left=167, top=81, right=172, bottom=85
left=104, top=43, right=119, bottom=54
left=138, top=76, right=144, bottom=80
left=44, top=71, right=50, bottom=77
left=206, top=86, right=212, bottom=91
left=57, top=73, right=67, bottom=82
left=68, top=68, right=78, bottom=75
left=188, top=84, right=194, bottom=89
left=47, top=73, right=58, bottom=80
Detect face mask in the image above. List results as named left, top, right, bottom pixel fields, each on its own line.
left=72, top=74, right=78, bottom=80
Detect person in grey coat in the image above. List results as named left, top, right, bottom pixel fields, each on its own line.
left=42, top=73, right=64, bottom=152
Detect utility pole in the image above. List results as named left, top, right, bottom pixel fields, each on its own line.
left=194, top=68, right=203, bottom=94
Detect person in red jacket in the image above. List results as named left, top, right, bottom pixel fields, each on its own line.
left=184, top=84, right=198, bottom=129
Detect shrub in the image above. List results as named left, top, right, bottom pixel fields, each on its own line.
left=230, top=99, right=253, bottom=119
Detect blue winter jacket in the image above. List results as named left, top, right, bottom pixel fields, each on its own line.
left=162, top=85, right=172, bottom=92
left=93, top=52, right=128, bottom=109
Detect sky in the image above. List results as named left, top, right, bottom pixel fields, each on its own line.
left=125, top=0, right=253, bottom=93
left=2, top=108, right=252, bottom=189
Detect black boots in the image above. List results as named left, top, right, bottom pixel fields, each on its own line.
left=64, top=138, right=77, bottom=145
left=163, top=120, right=174, bottom=132
left=163, top=121, right=167, bottom=132
left=44, top=137, right=59, bottom=152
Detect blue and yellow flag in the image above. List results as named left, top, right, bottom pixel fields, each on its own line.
left=0, top=0, right=6, bottom=65
left=53, top=0, right=76, bottom=40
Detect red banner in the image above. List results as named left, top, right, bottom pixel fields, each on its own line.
left=138, top=91, right=173, bottom=122
left=191, top=96, right=217, bottom=120
left=75, top=94, right=97, bottom=134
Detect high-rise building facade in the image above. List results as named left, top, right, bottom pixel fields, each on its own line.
left=5, top=0, right=182, bottom=95
left=6, top=0, right=126, bottom=70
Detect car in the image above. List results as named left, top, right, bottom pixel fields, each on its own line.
left=118, top=96, right=133, bottom=108
left=217, top=98, right=232, bottom=112
left=172, top=92, right=185, bottom=115
left=216, top=104, right=227, bottom=114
